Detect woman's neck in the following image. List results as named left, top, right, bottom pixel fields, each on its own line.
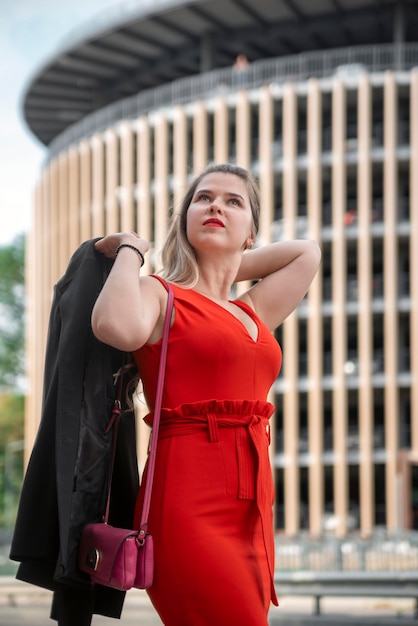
left=194, top=273, right=234, bottom=302
left=193, top=256, right=237, bottom=298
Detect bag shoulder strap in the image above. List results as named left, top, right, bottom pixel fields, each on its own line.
left=102, top=360, right=130, bottom=523
left=103, top=282, right=174, bottom=532
left=138, top=282, right=174, bottom=539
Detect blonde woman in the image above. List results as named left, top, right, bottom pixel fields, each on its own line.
left=93, top=163, right=321, bottom=625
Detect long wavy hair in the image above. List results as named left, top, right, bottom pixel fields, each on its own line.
left=160, top=163, right=260, bottom=287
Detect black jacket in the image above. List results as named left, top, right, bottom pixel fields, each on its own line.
left=10, top=239, right=139, bottom=624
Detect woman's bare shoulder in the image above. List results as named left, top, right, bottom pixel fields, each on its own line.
left=139, top=275, right=170, bottom=308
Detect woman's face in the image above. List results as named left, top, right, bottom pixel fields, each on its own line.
left=186, top=172, right=253, bottom=254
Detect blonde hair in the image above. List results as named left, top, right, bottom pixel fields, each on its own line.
left=160, top=163, right=260, bottom=287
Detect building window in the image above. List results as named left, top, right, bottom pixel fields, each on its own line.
left=374, top=464, right=386, bottom=526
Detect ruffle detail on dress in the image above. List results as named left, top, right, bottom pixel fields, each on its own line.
left=143, top=398, right=275, bottom=427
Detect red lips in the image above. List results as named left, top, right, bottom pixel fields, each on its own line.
left=203, top=218, right=224, bottom=227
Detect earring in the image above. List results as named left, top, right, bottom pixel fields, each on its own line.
left=246, top=238, right=253, bottom=249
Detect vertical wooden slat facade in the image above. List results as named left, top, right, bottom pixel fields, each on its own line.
left=49, top=160, right=60, bottom=287
left=57, top=153, right=69, bottom=274
left=92, top=135, right=105, bottom=236
left=25, top=69, right=418, bottom=536
left=307, top=78, right=324, bottom=537
left=120, top=122, right=135, bottom=233
left=214, top=98, right=229, bottom=163
left=154, top=115, right=169, bottom=264
left=105, top=130, right=119, bottom=235
left=282, top=84, right=300, bottom=536
left=137, top=117, right=152, bottom=274
left=79, top=141, right=92, bottom=242
left=193, top=102, right=208, bottom=174
left=173, top=106, right=188, bottom=211
left=68, top=146, right=80, bottom=254
left=331, top=78, right=348, bottom=537
left=258, top=86, right=274, bottom=243
left=235, top=91, right=251, bottom=170
left=257, top=86, right=277, bottom=474
left=357, top=74, right=375, bottom=535
left=383, top=72, right=400, bottom=531
left=410, top=70, right=418, bottom=460
left=235, top=90, right=252, bottom=297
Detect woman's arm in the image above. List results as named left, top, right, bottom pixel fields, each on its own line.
left=91, top=233, right=163, bottom=351
left=236, top=239, right=321, bottom=331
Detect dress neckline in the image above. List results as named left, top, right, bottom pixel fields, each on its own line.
left=187, top=287, right=260, bottom=344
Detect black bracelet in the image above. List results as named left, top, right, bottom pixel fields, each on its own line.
left=114, top=243, right=145, bottom=267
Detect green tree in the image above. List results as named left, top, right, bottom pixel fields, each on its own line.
left=0, top=394, right=24, bottom=528
left=0, top=235, right=26, bottom=531
left=0, top=234, right=25, bottom=391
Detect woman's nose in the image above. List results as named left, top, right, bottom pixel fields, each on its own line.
left=209, top=200, right=223, bottom=213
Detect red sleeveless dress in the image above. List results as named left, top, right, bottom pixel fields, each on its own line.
left=133, top=278, right=282, bottom=626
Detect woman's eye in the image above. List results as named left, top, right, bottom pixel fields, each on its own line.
left=229, top=198, right=241, bottom=206
left=198, top=193, right=210, bottom=201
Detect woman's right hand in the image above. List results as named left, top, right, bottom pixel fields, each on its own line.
left=92, top=232, right=162, bottom=351
left=94, top=232, right=150, bottom=259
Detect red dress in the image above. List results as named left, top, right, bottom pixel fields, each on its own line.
left=133, top=278, right=282, bottom=626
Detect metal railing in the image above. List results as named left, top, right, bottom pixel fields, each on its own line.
left=48, top=43, right=418, bottom=158
left=275, top=532, right=418, bottom=572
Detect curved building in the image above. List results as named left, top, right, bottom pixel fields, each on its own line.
left=23, top=0, right=418, bottom=538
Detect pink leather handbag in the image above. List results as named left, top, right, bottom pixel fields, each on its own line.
left=78, top=284, right=174, bottom=590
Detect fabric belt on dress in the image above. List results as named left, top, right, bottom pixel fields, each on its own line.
left=143, top=399, right=278, bottom=605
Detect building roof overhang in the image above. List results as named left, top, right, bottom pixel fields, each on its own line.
left=22, top=0, right=418, bottom=146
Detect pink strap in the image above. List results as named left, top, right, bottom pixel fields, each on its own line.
left=102, top=283, right=174, bottom=531
left=139, top=282, right=174, bottom=535
left=102, top=362, right=130, bottom=523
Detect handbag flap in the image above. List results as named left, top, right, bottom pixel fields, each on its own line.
left=78, top=523, right=138, bottom=582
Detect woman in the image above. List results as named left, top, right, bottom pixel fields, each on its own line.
left=92, top=163, right=321, bottom=625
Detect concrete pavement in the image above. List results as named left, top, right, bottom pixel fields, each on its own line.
left=0, top=578, right=416, bottom=625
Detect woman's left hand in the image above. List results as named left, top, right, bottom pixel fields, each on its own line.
left=237, top=239, right=321, bottom=330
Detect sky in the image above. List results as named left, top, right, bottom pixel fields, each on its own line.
left=0, top=0, right=134, bottom=246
